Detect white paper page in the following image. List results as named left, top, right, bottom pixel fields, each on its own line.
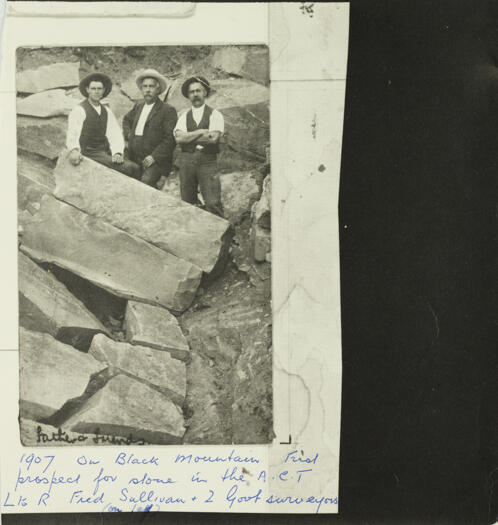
left=0, top=2, right=348, bottom=515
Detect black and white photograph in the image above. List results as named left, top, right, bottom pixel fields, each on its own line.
left=16, top=44, right=272, bottom=446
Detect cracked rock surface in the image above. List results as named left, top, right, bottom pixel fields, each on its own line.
left=63, top=375, right=185, bottom=445
left=89, top=334, right=186, bottom=406
left=19, top=328, right=106, bottom=422
left=124, top=301, right=190, bottom=362
left=19, top=252, right=107, bottom=351
left=20, top=195, right=202, bottom=312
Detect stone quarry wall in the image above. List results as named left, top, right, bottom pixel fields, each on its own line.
left=17, top=45, right=272, bottom=445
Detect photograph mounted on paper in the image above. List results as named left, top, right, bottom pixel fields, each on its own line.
left=16, top=45, right=272, bottom=446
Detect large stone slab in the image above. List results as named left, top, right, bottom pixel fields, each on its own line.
left=124, top=301, right=190, bottom=361
left=212, top=46, right=269, bottom=86
left=212, top=46, right=247, bottom=77
left=20, top=328, right=106, bottom=422
left=17, top=116, right=66, bottom=160
left=53, top=154, right=231, bottom=273
left=18, top=153, right=56, bottom=191
left=63, top=375, right=185, bottom=445
left=17, top=89, right=79, bottom=118
left=220, top=171, right=261, bottom=224
left=19, top=195, right=202, bottom=313
left=89, top=334, right=186, bottom=405
left=223, top=102, right=269, bottom=160
left=17, top=62, right=80, bottom=94
left=19, top=252, right=106, bottom=350
left=103, top=89, right=135, bottom=122
left=18, top=154, right=55, bottom=219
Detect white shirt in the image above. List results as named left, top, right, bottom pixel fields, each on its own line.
left=134, top=102, right=156, bottom=137
left=174, top=104, right=224, bottom=133
left=66, top=103, right=124, bottom=155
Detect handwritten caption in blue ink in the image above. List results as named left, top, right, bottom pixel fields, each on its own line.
left=2, top=447, right=338, bottom=514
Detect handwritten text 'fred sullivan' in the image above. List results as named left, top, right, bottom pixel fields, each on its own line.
left=2, top=450, right=338, bottom=514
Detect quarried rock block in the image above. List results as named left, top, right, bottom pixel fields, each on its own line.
left=19, top=195, right=202, bottom=312
left=124, top=301, right=190, bottom=361
left=63, top=375, right=185, bottom=445
left=17, top=116, right=66, bottom=160
left=19, top=252, right=106, bottom=350
left=19, top=328, right=106, bottom=422
left=89, top=334, right=186, bottom=405
left=17, top=89, right=80, bottom=118
left=220, top=171, right=261, bottom=224
left=17, top=62, right=80, bottom=94
left=53, top=154, right=231, bottom=273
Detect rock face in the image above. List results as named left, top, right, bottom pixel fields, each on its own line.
left=17, top=116, right=66, bottom=159
left=212, top=46, right=269, bottom=86
left=125, top=301, right=190, bottom=361
left=19, top=252, right=106, bottom=350
left=63, top=375, right=185, bottom=444
left=18, top=153, right=56, bottom=191
left=19, top=195, right=202, bottom=312
left=17, top=89, right=80, bottom=118
left=220, top=171, right=260, bottom=224
left=182, top=281, right=273, bottom=444
left=19, top=328, right=106, bottom=422
left=212, top=47, right=246, bottom=76
left=231, top=342, right=273, bottom=444
left=223, top=102, right=269, bottom=160
left=53, top=154, right=231, bottom=273
left=89, top=334, right=186, bottom=405
left=18, top=154, right=56, bottom=220
left=102, top=89, right=135, bottom=121
left=16, top=62, right=80, bottom=94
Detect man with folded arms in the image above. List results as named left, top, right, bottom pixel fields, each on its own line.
left=174, top=76, right=225, bottom=217
left=66, top=72, right=140, bottom=178
left=123, top=69, right=178, bottom=187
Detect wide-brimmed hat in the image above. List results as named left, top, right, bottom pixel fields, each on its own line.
left=181, top=76, right=211, bottom=98
left=135, top=69, right=168, bottom=94
left=79, top=72, right=112, bottom=98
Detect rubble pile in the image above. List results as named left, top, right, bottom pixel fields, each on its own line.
left=17, top=45, right=272, bottom=445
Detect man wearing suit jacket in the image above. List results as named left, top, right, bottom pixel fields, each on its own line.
left=123, top=69, right=178, bottom=187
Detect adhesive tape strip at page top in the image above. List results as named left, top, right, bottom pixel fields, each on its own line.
left=6, top=1, right=196, bottom=18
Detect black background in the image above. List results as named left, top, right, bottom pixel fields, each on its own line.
left=5, top=0, right=498, bottom=524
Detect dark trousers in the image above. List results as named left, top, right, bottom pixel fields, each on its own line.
left=128, top=137, right=166, bottom=188
left=84, top=150, right=141, bottom=180
left=179, top=151, right=224, bottom=217
left=140, top=164, right=163, bottom=188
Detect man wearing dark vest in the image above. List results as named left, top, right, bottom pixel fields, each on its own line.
left=66, top=72, right=140, bottom=178
left=174, top=76, right=224, bottom=217
left=123, top=69, right=178, bottom=187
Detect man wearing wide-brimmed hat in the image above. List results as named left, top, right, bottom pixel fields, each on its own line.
left=122, top=69, right=178, bottom=187
left=174, top=76, right=225, bottom=217
left=66, top=72, right=140, bottom=178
